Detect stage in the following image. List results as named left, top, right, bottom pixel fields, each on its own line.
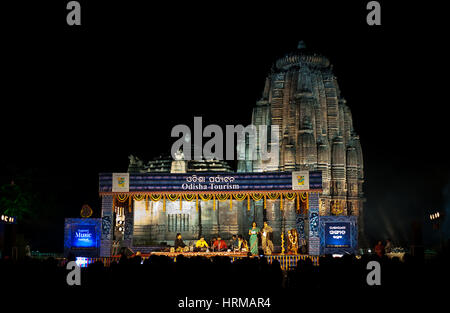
left=74, top=252, right=319, bottom=269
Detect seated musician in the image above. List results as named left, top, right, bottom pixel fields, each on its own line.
left=195, top=236, right=209, bottom=252
left=229, top=235, right=239, bottom=251
left=212, top=235, right=228, bottom=252
left=174, top=233, right=186, bottom=252
left=210, top=237, right=217, bottom=251
left=237, top=235, right=248, bottom=252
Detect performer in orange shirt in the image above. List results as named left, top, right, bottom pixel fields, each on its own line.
left=212, top=235, right=228, bottom=252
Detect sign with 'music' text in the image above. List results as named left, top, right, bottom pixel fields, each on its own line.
left=71, top=225, right=96, bottom=248
left=64, top=218, right=101, bottom=257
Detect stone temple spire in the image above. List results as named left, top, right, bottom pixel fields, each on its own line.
left=238, top=41, right=365, bottom=241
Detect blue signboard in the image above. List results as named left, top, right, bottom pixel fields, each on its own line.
left=71, top=225, right=96, bottom=248
left=324, top=222, right=351, bottom=248
left=319, top=216, right=357, bottom=255
left=64, top=218, right=101, bottom=257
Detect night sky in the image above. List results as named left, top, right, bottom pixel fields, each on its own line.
left=2, top=1, right=449, bottom=251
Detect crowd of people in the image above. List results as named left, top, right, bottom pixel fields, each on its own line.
left=1, top=247, right=448, bottom=303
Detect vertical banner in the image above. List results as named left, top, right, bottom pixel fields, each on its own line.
left=292, top=171, right=309, bottom=190
left=100, top=195, right=114, bottom=257
left=308, top=192, right=320, bottom=255
left=112, top=173, right=129, bottom=192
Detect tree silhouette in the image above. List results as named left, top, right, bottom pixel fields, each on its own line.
left=0, top=181, right=33, bottom=221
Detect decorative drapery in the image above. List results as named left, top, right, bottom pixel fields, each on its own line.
left=109, top=191, right=315, bottom=214
left=299, top=192, right=309, bottom=214
left=216, top=194, right=231, bottom=210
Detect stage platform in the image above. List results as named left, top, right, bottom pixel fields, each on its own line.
left=74, top=253, right=319, bottom=269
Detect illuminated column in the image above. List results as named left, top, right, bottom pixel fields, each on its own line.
left=100, top=195, right=114, bottom=257
left=308, top=192, right=320, bottom=255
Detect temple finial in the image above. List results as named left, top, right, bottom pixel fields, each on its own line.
left=297, top=40, right=306, bottom=49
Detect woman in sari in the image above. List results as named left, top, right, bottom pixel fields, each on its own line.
left=248, top=222, right=260, bottom=255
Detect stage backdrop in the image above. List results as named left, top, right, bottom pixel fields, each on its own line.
left=319, top=216, right=358, bottom=255
left=64, top=218, right=101, bottom=257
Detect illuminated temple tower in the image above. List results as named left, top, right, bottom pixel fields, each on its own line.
left=239, top=41, right=365, bottom=242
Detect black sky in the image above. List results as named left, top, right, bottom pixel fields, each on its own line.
left=2, top=1, right=449, bottom=250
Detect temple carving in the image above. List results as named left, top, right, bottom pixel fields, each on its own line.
left=238, top=41, right=364, bottom=237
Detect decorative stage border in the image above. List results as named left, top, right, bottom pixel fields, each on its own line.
left=71, top=254, right=320, bottom=269
left=104, top=191, right=317, bottom=213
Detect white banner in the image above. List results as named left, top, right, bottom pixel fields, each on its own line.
left=292, top=171, right=309, bottom=190
left=112, top=173, right=129, bottom=192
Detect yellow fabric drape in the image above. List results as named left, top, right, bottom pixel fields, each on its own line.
left=167, top=194, right=179, bottom=201
left=300, top=192, right=308, bottom=214
left=199, top=194, right=212, bottom=201
left=216, top=194, right=229, bottom=201
left=150, top=194, right=162, bottom=201
left=133, top=194, right=145, bottom=201
left=284, top=193, right=296, bottom=201
left=116, top=194, right=128, bottom=202
left=250, top=194, right=263, bottom=201
left=109, top=191, right=310, bottom=214
left=233, top=193, right=247, bottom=201
left=183, top=194, right=196, bottom=201
left=216, top=194, right=231, bottom=210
